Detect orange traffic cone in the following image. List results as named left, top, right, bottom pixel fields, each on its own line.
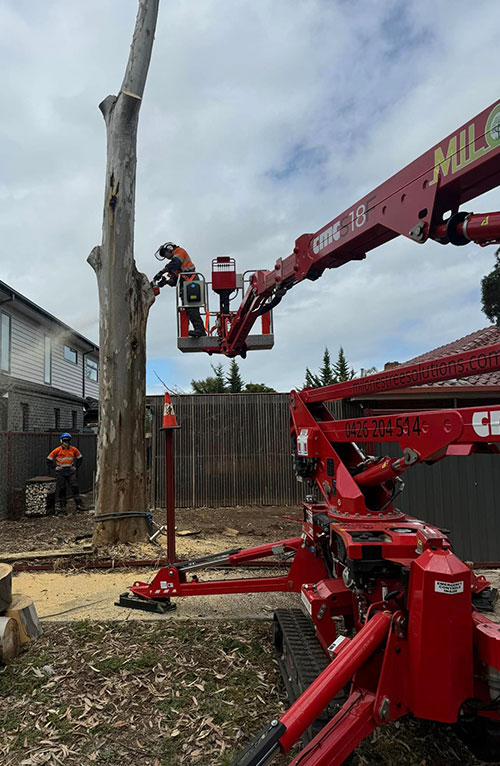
left=161, top=392, right=180, bottom=429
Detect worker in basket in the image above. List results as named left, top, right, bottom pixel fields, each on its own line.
left=153, top=242, right=207, bottom=338
left=46, top=433, right=85, bottom=514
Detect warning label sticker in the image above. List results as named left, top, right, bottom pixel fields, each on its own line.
left=301, top=589, right=312, bottom=614
left=434, top=580, right=464, bottom=595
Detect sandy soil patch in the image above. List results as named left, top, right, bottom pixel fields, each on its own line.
left=13, top=566, right=298, bottom=621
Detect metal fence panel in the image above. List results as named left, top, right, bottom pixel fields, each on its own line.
left=150, top=393, right=304, bottom=509
left=372, top=441, right=500, bottom=561
left=0, top=433, right=7, bottom=520
left=74, top=434, right=97, bottom=494
left=0, top=432, right=97, bottom=519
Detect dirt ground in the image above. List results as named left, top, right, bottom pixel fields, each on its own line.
left=13, top=567, right=298, bottom=621
left=0, top=503, right=301, bottom=558
left=0, top=504, right=304, bottom=621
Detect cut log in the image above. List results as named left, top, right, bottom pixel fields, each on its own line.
left=0, top=616, right=20, bottom=663
left=0, top=546, right=93, bottom=563
left=6, top=594, right=43, bottom=645
left=0, top=563, right=13, bottom=612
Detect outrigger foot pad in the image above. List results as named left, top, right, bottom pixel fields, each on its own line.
left=115, top=592, right=176, bottom=614
left=232, top=719, right=285, bottom=766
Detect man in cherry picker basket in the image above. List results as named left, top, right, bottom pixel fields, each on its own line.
left=153, top=242, right=206, bottom=337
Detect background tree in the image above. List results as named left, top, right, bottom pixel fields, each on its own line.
left=304, top=346, right=356, bottom=388
left=334, top=346, right=356, bottom=382
left=192, top=363, right=227, bottom=393
left=304, top=367, right=321, bottom=388
left=191, top=361, right=275, bottom=393
left=88, top=0, right=159, bottom=545
left=244, top=382, right=276, bottom=392
left=319, top=348, right=335, bottom=386
left=226, top=359, right=244, bottom=392
left=481, top=247, right=500, bottom=326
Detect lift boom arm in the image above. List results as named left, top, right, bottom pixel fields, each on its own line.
left=220, top=100, right=500, bottom=356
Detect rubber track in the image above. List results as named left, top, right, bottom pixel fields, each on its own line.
left=273, top=608, right=347, bottom=743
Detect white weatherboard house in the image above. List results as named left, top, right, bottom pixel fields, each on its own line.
left=0, top=280, right=99, bottom=432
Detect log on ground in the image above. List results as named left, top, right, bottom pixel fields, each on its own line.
left=0, top=616, right=20, bottom=663
left=6, top=594, right=43, bottom=645
left=0, top=563, right=13, bottom=612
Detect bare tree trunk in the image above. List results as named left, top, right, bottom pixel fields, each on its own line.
left=88, top=0, right=160, bottom=545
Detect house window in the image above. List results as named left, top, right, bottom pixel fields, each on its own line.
left=21, top=403, right=29, bottom=431
left=72, top=410, right=77, bottom=430
left=0, top=312, right=11, bottom=373
left=85, top=357, right=98, bottom=382
left=44, top=336, right=51, bottom=384
left=54, top=408, right=60, bottom=429
left=63, top=345, right=77, bottom=364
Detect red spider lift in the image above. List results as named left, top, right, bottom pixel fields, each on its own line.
left=129, top=100, right=500, bottom=764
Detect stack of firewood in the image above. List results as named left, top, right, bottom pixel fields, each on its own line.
left=25, top=476, right=56, bottom=517
left=0, top=562, right=42, bottom=664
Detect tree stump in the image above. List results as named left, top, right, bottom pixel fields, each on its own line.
left=0, top=563, right=13, bottom=612
left=0, top=616, right=20, bottom=663
left=6, top=594, right=43, bottom=645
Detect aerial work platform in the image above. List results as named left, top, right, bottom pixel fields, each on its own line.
left=176, top=257, right=274, bottom=355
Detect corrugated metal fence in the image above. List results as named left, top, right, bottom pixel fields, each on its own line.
left=0, top=432, right=96, bottom=519
left=372, top=442, right=500, bottom=561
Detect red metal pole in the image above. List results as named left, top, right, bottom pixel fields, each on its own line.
left=160, top=392, right=180, bottom=564
left=164, top=428, right=176, bottom=564
left=279, top=611, right=391, bottom=752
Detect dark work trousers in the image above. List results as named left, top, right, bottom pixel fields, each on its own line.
left=56, top=469, right=81, bottom=508
left=185, top=306, right=206, bottom=333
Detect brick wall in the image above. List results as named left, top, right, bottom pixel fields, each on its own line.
left=0, top=398, right=7, bottom=430
left=7, top=390, right=84, bottom=432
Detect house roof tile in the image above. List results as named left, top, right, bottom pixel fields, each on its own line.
left=400, top=326, right=500, bottom=387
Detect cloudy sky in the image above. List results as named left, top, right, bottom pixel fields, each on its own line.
left=1, top=0, right=499, bottom=393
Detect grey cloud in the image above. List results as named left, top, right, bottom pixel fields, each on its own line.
left=0, top=0, right=498, bottom=393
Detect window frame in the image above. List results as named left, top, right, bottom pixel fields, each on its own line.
left=85, top=356, right=99, bottom=382
left=0, top=311, right=11, bottom=373
left=63, top=345, right=78, bottom=365
left=44, top=335, right=52, bottom=384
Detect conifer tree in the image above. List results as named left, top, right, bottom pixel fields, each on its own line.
left=319, top=348, right=335, bottom=386
left=304, top=367, right=321, bottom=388
left=334, top=346, right=356, bottom=382
left=192, top=363, right=227, bottom=393
left=481, top=248, right=500, bottom=326
left=226, top=359, right=244, bottom=392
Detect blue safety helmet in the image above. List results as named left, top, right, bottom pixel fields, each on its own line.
left=60, top=432, right=71, bottom=441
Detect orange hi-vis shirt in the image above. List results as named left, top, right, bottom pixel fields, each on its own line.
left=48, top=445, right=82, bottom=469
left=172, top=247, right=196, bottom=280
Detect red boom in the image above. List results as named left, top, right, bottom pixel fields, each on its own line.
left=218, top=100, right=500, bottom=356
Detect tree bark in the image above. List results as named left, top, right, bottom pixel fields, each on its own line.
left=89, top=0, right=159, bottom=545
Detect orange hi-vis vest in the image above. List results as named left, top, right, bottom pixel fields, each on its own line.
left=173, top=247, right=196, bottom=281
left=48, top=445, right=82, bottom=469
